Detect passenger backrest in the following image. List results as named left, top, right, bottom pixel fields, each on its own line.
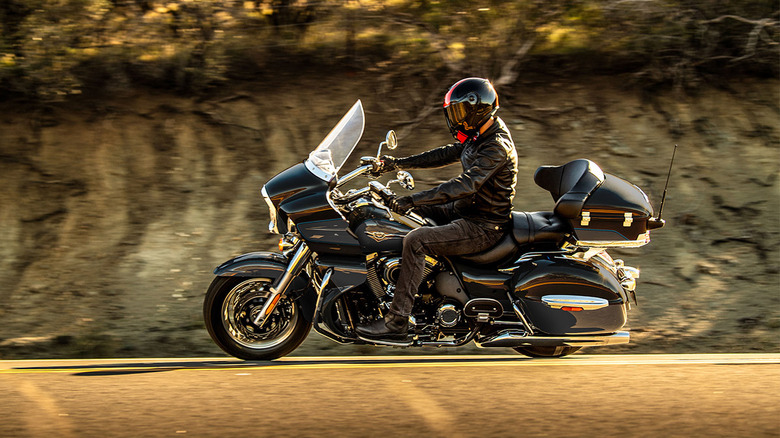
left=533, top=159, right=605, bottom=219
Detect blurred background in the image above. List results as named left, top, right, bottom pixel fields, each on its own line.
left=0, top=0, right=778, bottom=358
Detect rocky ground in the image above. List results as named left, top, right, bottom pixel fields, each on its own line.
left=0, top=73, right=777, bottom=358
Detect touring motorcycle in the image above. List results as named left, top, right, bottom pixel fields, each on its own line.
left=203, top=100, right=665, bottom=360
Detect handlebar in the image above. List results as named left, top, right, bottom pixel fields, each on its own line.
left=332, top=164, right=426, bottom=226
left=336, top=164, right=372, bottom=188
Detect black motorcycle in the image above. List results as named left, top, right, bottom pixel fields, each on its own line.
left=203, top=100, right=665, bottom=360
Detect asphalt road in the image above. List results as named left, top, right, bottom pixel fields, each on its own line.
left=1, top=354, right=779, bottom=437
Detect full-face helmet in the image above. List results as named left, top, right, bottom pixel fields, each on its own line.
left=443, top=77, right=499, bottom=143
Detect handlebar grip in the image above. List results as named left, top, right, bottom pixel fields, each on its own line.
left=368, top=181, right=395, bottom=203
left=377, top=188, right=395, bottom=203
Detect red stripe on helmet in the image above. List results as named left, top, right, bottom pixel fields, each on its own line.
left=443, top=87, right=455, bottom=107
left=443, top=78, right=469, bottom=107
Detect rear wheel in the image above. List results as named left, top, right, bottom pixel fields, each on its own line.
left=204, top=276, right=312, bottom=360
left=513, top=346, right=582, bottom=358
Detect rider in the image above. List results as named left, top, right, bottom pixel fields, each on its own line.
left=356, top=77, right=518, bottom=340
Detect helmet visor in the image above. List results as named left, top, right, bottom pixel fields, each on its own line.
left=444, top=101, right=470, bottom=130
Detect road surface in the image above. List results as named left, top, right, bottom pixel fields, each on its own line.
left=1, top=354, right=779, bottom=437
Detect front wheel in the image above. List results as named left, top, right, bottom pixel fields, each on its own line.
left=513, top=346, right=582, bottom=358
left=204, top=277, right=312, bottom=360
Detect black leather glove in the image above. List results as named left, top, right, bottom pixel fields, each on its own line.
left=388, top=195, right=414, bottom=214
left=378, top=155, right=399, bottom=174
left=366, top=155, right=398, bottom=177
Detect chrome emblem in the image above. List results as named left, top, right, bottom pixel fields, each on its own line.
left=366, top=231, right=399, bottom=242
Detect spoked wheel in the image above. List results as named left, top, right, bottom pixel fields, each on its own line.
left=204, top=277, right=312, bottom=360
left=513, top=346, right=582, bottom=358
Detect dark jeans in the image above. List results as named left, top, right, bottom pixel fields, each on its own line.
left=388, top=204, right=504, bottom=317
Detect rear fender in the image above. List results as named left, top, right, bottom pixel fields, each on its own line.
left=213, top=251, right=316, bottom=322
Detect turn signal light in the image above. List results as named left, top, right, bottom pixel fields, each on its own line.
left=561, top=306, right=584, bottom=312
left=264, top=294, right=283, bottom=317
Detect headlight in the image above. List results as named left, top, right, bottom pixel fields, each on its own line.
left=261, top=186, right=279, bottom=234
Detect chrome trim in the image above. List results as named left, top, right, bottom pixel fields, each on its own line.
left=623, top=212, right=633, bottom=227
left=326, top=188, right=347, bottom=221
left=261, top=185, right=279, bottom=234
left=510, top=296, right=535, bottom=335
left=490, top=320, right=527, bottom=327
left=618, top=265, right=639, bottom=293
left=304, top=159, right=336, bottom=182
left=253, top=242, right=312, bottom=326
left=336, top=164, right=372, bottom=187
left=622, top=266, right=640, bottom=279
left=499, top=250, right=575, bottom=273
left=476, top=331, right=630, bottom=348
left=577, top=247, right=604, bottom=261
left=366, top=231, right=405, bottom=242
left=581, top=211, right=591, bottom=226
left=541, top=295, right=609, bottom=310
left=575, top=232, right=650, bottom=249
left=315, top=269, right=333, bottom=295
left=335, top=187, right=370, bottom=205
left=396, top=211, right=425, bottom=228
left=356, top=335, right=412, bottom=347
left=436, top=304, right=460, bottom=328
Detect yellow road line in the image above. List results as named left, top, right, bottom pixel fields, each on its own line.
left=1, top=354, right=779, bottom=375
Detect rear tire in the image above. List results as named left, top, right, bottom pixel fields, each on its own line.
left=204, top=276, right=312, bottom=360
left=513, top=346, right=582, bottom=358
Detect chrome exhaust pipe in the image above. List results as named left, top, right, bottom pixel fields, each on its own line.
left=476, top=331, right=630, bottom=348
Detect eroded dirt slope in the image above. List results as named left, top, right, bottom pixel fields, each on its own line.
left=0, top=75, right=777, bottom=358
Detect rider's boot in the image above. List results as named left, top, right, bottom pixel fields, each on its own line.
left=355, top=311, right=409, bottom=340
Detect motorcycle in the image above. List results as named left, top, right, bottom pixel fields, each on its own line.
left=203, top=100, right=665, bottom=360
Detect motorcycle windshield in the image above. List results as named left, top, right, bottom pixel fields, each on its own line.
left=305, top=100, right=365, bottom=181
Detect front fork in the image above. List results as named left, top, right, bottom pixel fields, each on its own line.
left=252, top=241, right=312, bottom=327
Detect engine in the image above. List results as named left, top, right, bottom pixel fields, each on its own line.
left=366, top=254, right=468, bottom=334
left=367, top=256, right=438, bottom=299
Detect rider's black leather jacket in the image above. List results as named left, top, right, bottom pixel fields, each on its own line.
left=396, top=117, right=518, bottom=231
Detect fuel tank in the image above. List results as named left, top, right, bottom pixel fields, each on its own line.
left=353, top=219, right=412, bottom=253
left=511, top=256, right=627, bottom=335
left=347, top=201, right=412, bottom=254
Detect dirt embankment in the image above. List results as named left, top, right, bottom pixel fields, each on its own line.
left=0, top=74, right=778, bottom=358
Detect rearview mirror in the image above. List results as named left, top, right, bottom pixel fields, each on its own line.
left=395, top=171, right=414, bottom=191
left=376, top=130, right=398, bottom=158
left=385, top=130, right=397, bottom=150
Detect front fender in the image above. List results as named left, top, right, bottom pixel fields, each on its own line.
left=213, top=251, right=316, bottom=322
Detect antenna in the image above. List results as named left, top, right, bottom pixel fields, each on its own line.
left=648, top=144, right=677, bottom=229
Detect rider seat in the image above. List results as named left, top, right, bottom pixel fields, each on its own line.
left=457, top=211, right=568, bottom=265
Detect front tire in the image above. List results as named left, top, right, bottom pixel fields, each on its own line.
left=204, top=276, right=312, bottom=360
left=513, top=346, right=582, bottom=358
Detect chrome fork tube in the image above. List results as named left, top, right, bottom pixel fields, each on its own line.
left=253, top=242, right=312, bottom=326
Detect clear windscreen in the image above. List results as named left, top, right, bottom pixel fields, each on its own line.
left=306, top=100, right=365, bottom=181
